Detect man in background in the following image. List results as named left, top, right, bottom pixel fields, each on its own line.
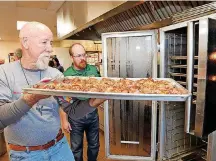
left=14, top=48, right=22, bottom=61
left=60, top=43, right=105, bottom=161
left=53, top=57, right=64, bottom=73
left=49, top=59, right=55, bottom=67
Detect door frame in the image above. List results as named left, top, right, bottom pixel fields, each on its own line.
left=101, top=30, right=158, bottom=161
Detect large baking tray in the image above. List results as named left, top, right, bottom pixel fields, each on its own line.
left=22, top=77, right=191, bottom=101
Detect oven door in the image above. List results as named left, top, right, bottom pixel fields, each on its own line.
left=196, top=18, right=216, bottom=137
left=102, top=30, right=157, bottom=161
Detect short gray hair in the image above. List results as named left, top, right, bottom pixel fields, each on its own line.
left=19, top=21, right=50, bottom=38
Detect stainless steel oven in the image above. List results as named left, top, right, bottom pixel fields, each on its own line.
left=101, top=14, right=216, bottom=161
left=161, top=17, right=216, bottom=138
left=160, top=16, right=216, bottom=160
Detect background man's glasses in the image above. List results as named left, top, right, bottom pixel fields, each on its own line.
left=72, top=54, right=87, bottom=58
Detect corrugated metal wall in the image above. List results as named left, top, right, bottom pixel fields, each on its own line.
left=95, top=1, right=211, bottom=34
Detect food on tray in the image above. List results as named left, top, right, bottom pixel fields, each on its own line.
left=32, top=77, right=187, bottom=95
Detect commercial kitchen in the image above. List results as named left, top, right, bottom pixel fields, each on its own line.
left=0, top=1, right=216, bottom=161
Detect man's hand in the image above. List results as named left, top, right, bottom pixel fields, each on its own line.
left=22, top=93, right=50, bottom=107
left=89, top=98, right=107, bottom=107
left=62, top=120, right=72, bottom=133
left=59, top=108, right=71, bottom=133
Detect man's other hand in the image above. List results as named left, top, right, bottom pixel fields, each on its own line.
left=89, top=98, right=107, bottom=107
left=22, top=93, right=50, bottom=107
left=62, top=120, right=72, bottom=133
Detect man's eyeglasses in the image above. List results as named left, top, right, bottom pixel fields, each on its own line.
left=72, top=54, right=87, bottom=58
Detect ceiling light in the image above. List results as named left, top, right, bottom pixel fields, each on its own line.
left=0, top=37, right=1, bottom=40
left=17, top=21, right=29, bottom=30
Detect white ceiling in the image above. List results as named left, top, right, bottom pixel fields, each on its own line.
left=0, top=1, right=65, bottom=41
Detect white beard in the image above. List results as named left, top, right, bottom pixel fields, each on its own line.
left=35, top=53, right=50, bottom=70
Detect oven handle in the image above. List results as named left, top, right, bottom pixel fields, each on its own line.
left=185, top=21, right=194, bottom=133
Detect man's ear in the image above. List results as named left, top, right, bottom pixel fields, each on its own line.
left=21, top=37, right=29, bottom=49
left=70, top=55, right=74, bottom=63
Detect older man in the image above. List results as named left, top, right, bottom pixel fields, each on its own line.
left=0, top=22, right=74, bottom=161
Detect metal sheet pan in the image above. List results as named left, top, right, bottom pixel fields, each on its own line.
left=22, top=77, right=191, bottom=101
